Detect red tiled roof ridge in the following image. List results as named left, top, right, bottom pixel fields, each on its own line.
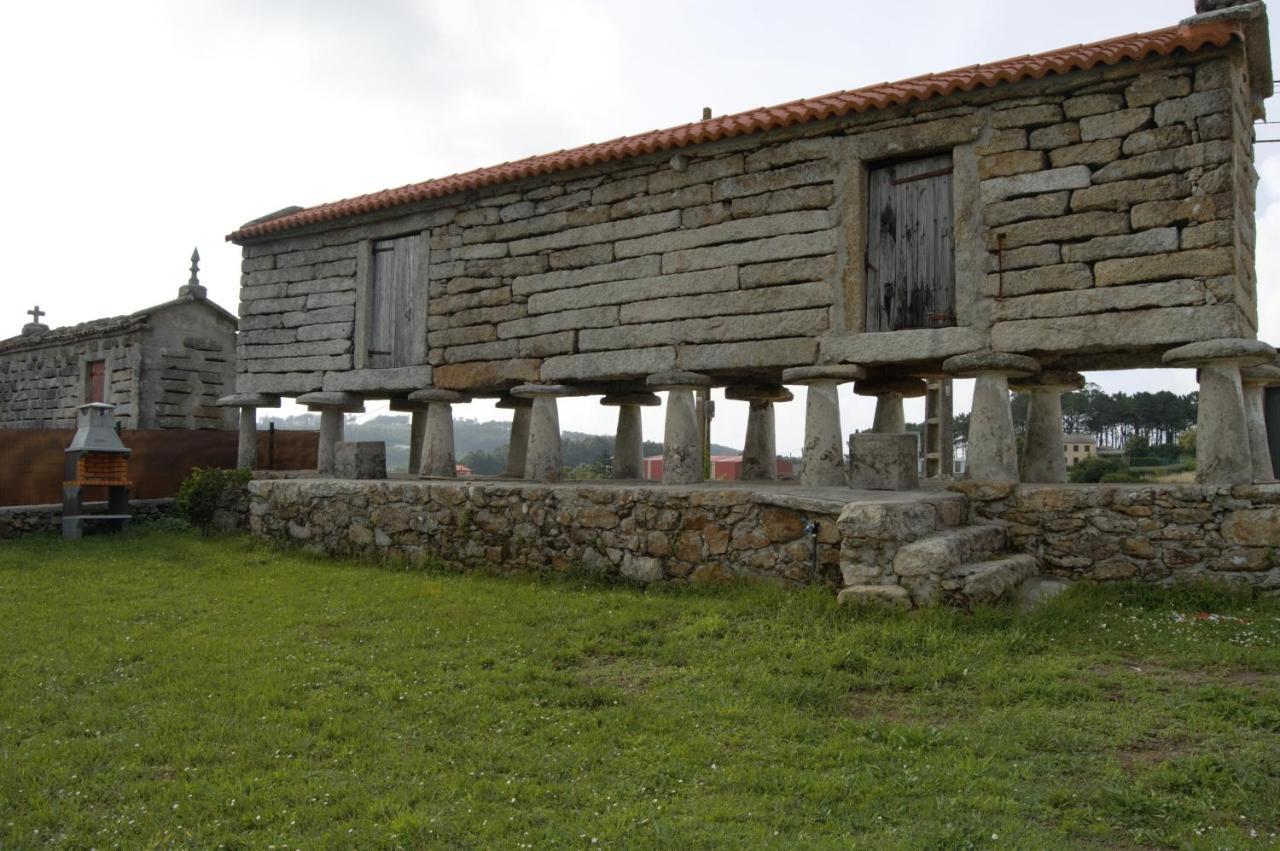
left=227, top=20, right=1241, bottom=243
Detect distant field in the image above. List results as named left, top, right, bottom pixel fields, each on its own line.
left=1, top=529, right=1278, bottom=848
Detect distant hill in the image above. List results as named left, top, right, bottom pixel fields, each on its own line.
left=260, top=413, right=739, bottom=474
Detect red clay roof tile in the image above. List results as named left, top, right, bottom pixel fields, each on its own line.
left=227, top=20, right=1240, bottom=243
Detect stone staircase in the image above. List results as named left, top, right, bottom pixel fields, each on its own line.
left=837, top=494, right=1045, bottom=609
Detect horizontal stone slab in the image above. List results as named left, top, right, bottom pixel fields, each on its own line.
left=614, top=210, right=830, bottom=259
left=508, top=210, right=681, bottom=256
left=512, top=255, right=661, bottom=297
left=679, top=338, right=818, bottom=373
left=980, top=165, right=1090, bottom=204
left=323, top=365, right=434, bottom=393
left=541, top=347, right=677, bottom=382
left=818, top=327, right=986, bottom=366
left=580, top=308, right=828, bottom=351
left=618, top=281, right=830, bottom=325
left=992, top=279, right=1207, bottom=322
left=1094, top=247, right=1234, bottom=287
left=660, top=230, right=835, bottom=275
left=216, top=393, right=282, bottom=408
left=434, top=359, right=541, bottom=392
left=496, top=305, right=618, bottom=340
left=990, top=304, right=1248, bottom=356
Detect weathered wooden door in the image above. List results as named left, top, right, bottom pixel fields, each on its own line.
left=865, top=153, right=955, bottom=332
left=369, top=235, right=422, bottom=367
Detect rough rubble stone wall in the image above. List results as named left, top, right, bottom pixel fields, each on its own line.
left=0, top=331, right=142, bottom=428
left=0, top=498, right=176, bottom=539
left=235, top=43, right=1256, bottom=395
left=958, top=482, right=1280, bottom=591
left=249, top=479, right=843, bottom=584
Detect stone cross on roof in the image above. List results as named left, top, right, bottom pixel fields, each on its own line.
left=21, top=304, right=49, bottom=337
left=178, top=247, right=207, bottom=299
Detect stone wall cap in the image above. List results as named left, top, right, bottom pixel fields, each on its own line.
left=1009, top=370, right=1085, bottom=392
left=943, top=351, right=1040, bottom=378
left=724, top=384, right=794, bottom=402
left=1162, top=338, right=1276, bottom=367
left=510, top=383, right=577, bottom=398
left=781, top=364, right=865, bottom=383
left=1240, top=364, right=1280, bottom=384
left=600, top=392, right=662, bottom=406
left=216, top=393, right=282, bottom=407
left=852, top=378, right=928, bottom=398
left=407, top=388, right=470, bottom=403
left=646, top=370, right=713, bottom=389
left=297, top=391, right=364, bottom=411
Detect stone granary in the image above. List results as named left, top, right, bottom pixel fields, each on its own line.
left=226, top=0, right=1278, bottom=488
left=0, top=251, right=238, bottom=430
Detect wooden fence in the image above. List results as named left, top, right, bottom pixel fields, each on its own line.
left=0, top=428, right=317, bottom=507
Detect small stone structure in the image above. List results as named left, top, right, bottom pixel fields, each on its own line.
left=0, top=250, right=238, bottom=430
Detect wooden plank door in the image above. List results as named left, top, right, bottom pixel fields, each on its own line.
left=87, top=360, right=106, bottom=403
left=368, top=235, right=421, bottom=368
left=865, top=153, right=955, bottom=332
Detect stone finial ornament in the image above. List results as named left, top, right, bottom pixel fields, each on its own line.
left=22, top=305, right=49, bottom=336
left=179, top=247, right=207, bottom=299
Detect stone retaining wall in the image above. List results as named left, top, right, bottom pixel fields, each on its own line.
left=0, top=499, right=177, bottom=539
left=248, top=479, right=850, bottom=584
left=955, top=481, right=1280, bottom=591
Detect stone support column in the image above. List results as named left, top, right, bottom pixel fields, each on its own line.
left=390, top=396, right=431, bottom=476
left=496, top=396, right=533, bottom=479
left=725, top=384, right=793, bottom=481
left=216, top=393, right=281, bottom=470
left=782, top=365, right=866, bottom=487
left=298, top=392, right=365, bottom=476
left=1239, top=364, right=1280, bottom=482
left=1164, top=339, right=1276, bottom=485
left=1011, top=370, right=1085, bottom=484
left=600, top=392, right=661, bottom=479
left=646, top=372, right=713, bottom=484
left=943, top=352, right=1040, bottom=481
left=408, top=388, right=470, bottom=478
left=511, top=384, right=575, bottom=482
left=854, top=378, right=927, bottom=435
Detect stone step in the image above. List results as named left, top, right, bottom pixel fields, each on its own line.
left=942, top=554, right=1039, bottom=606
left=892, top=523, right=1008, bottom=579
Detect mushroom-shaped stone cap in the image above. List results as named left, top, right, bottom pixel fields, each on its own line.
left=510, top=383, right=577, bottom=398
left=494, top=396, right=533, bottom=409
left=388, top=396, right=432, bottom=412
left=408, top=388, right=470, bottom=404
left=780, top=364, right=866, bottom=384
left=216, top=392, right=281, bottom=408
left=1240, top=364, right=1280, bottom=385
left=1009, top=370, right=1085, bottom=392
left=724, top=384, right=794, bottom=403
left=942, top=351, right=1040, bottom=379
left=852, top=377, right=927, bottom=398
left=296, top=391, right=365, bottom=412
left=645, top=370, right=713, bottom=390
left=600, top=392, right=662, bottom=407
left=1162, top=338, right=1277, bottom=368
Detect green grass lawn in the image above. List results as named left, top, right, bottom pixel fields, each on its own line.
left=1, top=529, right=1278, bottom=849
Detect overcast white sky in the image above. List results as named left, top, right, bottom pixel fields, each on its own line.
left=2, top=0, right=1276, bottom=453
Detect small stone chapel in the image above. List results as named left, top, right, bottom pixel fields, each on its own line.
left=0, top=251, right=239, bottom=430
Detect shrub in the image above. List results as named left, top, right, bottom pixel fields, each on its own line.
left=1068, top=456, right=1124, bottom=484
left=176, top=467, right=252, bottom=535
left=1099, top=470, right=1145, bottom=484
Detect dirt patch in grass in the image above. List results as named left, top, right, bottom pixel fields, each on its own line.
left=1093, top=661, right=1271, bottom=691
left=576, top=654, right=673, bottom=694
left=1113, top=735, right=1196, bottom=774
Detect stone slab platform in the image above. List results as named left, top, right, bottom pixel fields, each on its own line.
left=249, top=476, right=963, bottom=586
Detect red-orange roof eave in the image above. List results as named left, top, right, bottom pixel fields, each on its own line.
left=226, top=20, right=1242, bottom=244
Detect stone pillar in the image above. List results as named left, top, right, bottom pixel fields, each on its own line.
left=511, top=384, right=575, bottom=482
left=496, top=396, right=533, bottom=479
left=1239, top=364, right=1280, bottom=482
left=1164, top=339, right=1276, bottom=485
left=408, top=410, right=427, bottom=475
left=216, top=393, right=281, bottom=471
left=854, top=378, right=927, bottom=435
left=408, top=388, right=470, bottom=478
left=725, top=384, right=792, bottom=481
left=1011, top=370, right=1085, bottom=484
left=782, top=365, right=866, bottom=487
left=297, top=392, right=365, bottom=476
left=647, top=371, right=713, bottom=484
left=600, top=392, right=661, bottom=479
left=943, top=352, right=1040, bottom=481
